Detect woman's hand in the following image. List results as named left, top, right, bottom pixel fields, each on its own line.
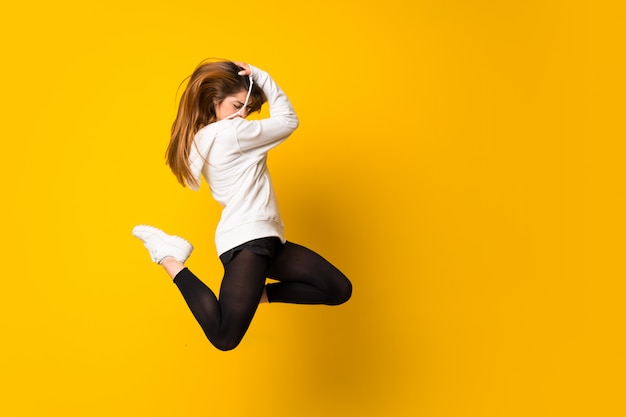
left=234, top=61, right=251, bottom=76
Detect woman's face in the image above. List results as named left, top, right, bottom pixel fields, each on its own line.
left=215, top=90, right=250, bottom=121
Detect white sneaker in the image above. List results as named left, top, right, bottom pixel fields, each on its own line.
left=132, top=225, right=193, bottom=264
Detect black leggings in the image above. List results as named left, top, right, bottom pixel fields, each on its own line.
left=173, top=241, right=352, bottom=351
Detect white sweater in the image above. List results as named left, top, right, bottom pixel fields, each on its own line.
left=188, top=65, right=299, bottom=256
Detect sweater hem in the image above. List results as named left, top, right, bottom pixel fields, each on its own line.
left=215, top=220, right=285, bottom=257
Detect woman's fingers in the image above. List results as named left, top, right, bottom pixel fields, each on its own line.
left=233, top=61, right=251, bottom=76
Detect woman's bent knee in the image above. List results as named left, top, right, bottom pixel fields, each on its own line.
left=212, top=337, right=242, bottom=351
left=327, top=276, right=352, bottom=305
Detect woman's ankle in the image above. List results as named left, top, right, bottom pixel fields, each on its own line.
left=259, top=286, right=269, bottom=303
left=161, top=257, right=185, bottom=280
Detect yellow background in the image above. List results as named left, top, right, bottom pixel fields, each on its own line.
left=1, top=1, right=624, bottom=416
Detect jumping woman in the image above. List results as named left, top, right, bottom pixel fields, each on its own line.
left=132, top=60, right=352, bottom=351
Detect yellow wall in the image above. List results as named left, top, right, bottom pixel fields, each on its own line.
left=1, top=1, right=624, bottom=416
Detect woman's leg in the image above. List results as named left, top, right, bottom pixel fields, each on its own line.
left=265, top=242, right=352, bottom=305
left=132, top=225, right=270, bottom=351
left=173, top=249, right=270, bottom=351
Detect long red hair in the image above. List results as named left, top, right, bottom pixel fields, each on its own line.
left=166, top=60, right=266, bottom=187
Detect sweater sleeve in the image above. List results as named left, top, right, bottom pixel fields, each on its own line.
left=233, top=65, right=299, bottom=152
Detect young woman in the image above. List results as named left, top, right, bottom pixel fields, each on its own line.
left=132, top=60, right=352, bottom=351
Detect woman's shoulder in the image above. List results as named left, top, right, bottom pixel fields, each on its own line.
left=196, top=121, right=225, bottom=141
left=198, top=118, right=245, bottom=135
left=197, top=122, right=218, bottom=136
